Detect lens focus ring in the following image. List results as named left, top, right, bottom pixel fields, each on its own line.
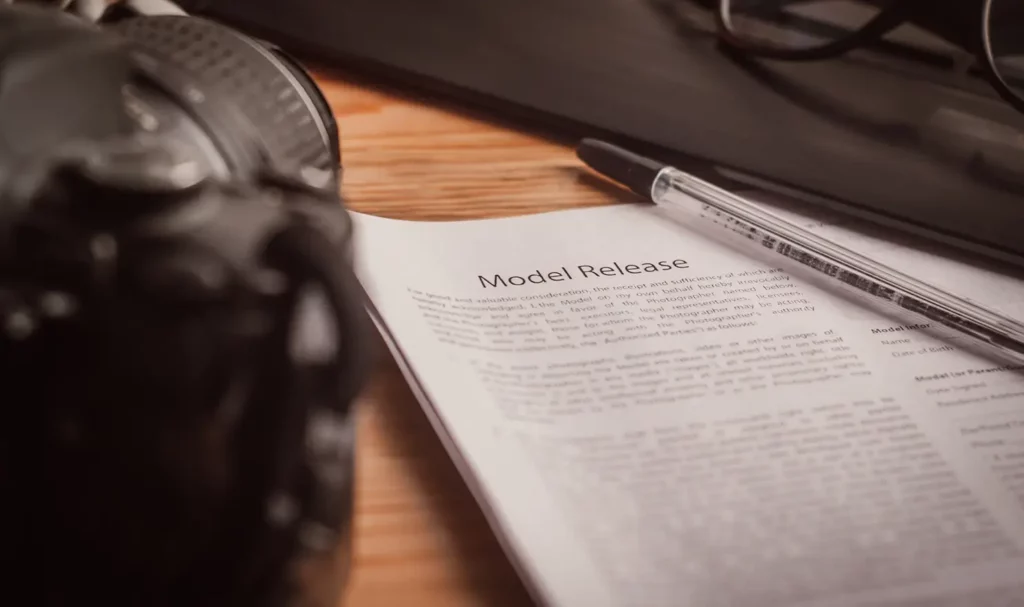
left=110, top=15, right=338, bottom=177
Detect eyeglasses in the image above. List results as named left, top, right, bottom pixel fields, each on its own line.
left=706, top=0, right=1023, bottom=115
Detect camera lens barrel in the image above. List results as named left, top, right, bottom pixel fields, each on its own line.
left=108, top=13, right=340, bottom=183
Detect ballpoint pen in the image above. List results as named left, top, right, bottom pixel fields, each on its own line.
left=575, top=138, right=1024, bottom=367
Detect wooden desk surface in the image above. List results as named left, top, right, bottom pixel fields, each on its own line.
left=311, top=69, right=624, bottom=606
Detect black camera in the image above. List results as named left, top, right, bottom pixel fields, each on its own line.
left=0, top=2, right=371, bottom=605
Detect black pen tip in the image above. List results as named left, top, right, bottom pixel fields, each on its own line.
left=575, top=138, right=664, bottom=199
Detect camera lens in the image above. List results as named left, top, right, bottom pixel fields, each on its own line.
left=107, top=14, right=340, bottom=184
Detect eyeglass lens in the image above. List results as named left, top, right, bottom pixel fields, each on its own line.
left=719, top=0, right=888, bottom=51
left=985, top=0, right=1024, bottom=104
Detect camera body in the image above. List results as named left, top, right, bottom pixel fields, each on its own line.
left=0, top=3, right=369, bottom=605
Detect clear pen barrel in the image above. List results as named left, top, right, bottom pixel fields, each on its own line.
left=651, top=166, right=1024, bottom=363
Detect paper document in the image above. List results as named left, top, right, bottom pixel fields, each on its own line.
left=350, top=201, right=1024, bottom=607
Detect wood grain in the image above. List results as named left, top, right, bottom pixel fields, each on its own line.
left=310, top=69, right=631, bottom=606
